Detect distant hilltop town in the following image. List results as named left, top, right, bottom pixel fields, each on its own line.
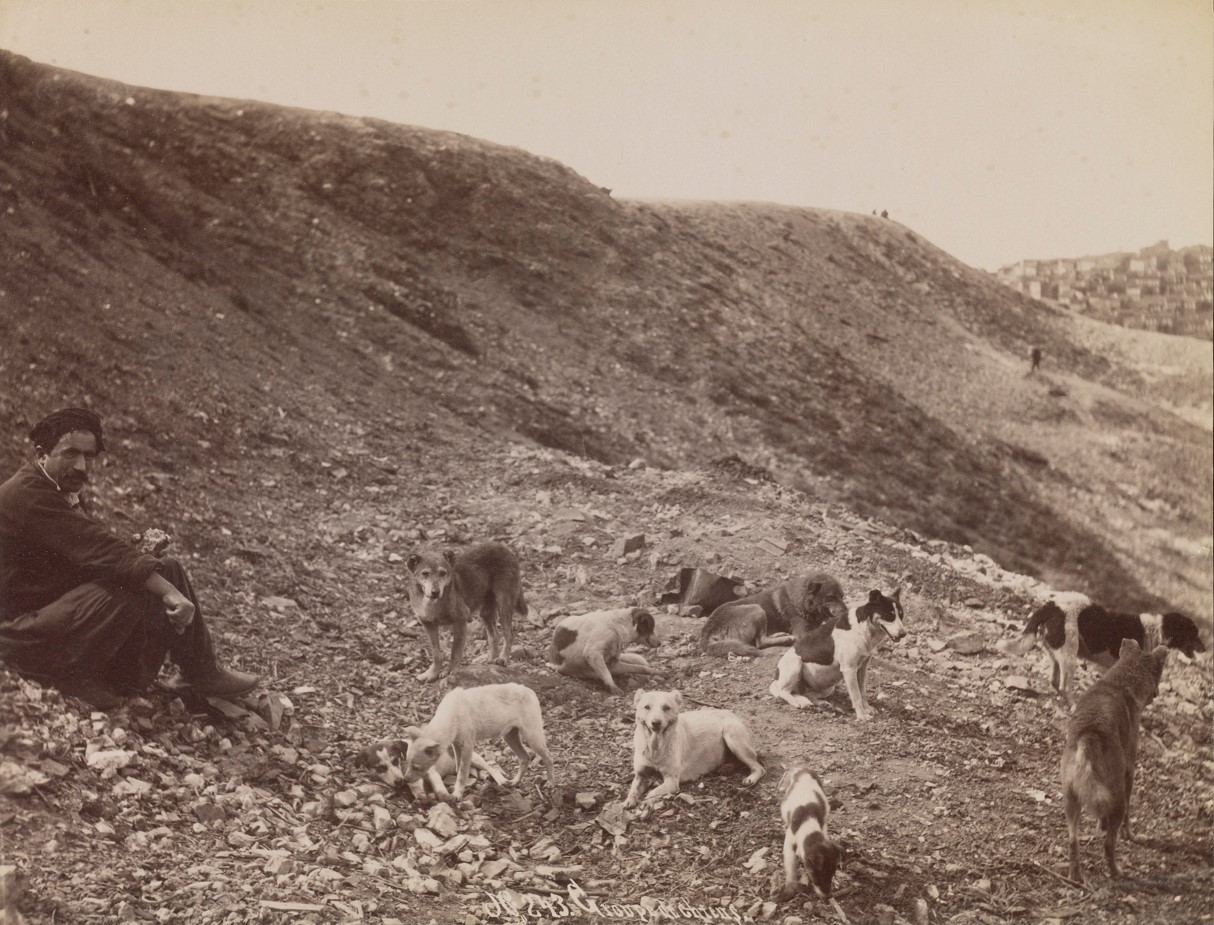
left=994, top=241, right=1213, bottom=340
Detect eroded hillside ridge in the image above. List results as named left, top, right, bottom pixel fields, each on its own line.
left=0, top=50, right=1209, bottom=619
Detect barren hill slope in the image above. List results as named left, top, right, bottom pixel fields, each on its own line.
left=0, top=48, right=1209, bottom=616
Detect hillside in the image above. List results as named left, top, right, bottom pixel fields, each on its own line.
left=0, top=50, right=1211, bottom=925
left=1, top=51, right=1210, bottom=620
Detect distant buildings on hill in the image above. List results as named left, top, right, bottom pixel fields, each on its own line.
left=994, top=241, right=1213, bottom=340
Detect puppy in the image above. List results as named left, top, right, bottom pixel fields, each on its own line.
left=357, top=736, right=507, bottom=803
left=548, top=607, right=666, bottom=694
left=1003, top=593, right=1203, bottom=704
left=775, top=767, right=840, bottom=901
left=700, top=573, right=847, bottom=656
left=1062, top=638, right=1168, bottom=883
left=405, top=683, right=556, bottom=801
left=769, top=588, right=907, bottom=720
left=623, top=689, right=764, bottom=807
left=406, top=542, right=528, bottom=682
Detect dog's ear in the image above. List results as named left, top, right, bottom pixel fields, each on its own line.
left=672, top=690, right=684, bottom=709
left=443, top=550, right=456, bottom=567
left=633, top=609, right=655, bottom=635
left=1149, top=645, right=1169, bottom=677
left=402, top=725, right=424, bottom=743
left=807, top=581, right=822, bottom=595
left=406, top=554, right=421, bottom=572
left=633, top=689, right=645, bottom=707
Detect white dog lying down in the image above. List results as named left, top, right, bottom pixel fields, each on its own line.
left=623, top=689, right=765, bottom=807
left=405, top=683, right=556, bottom=801
left=548, top=607, right=666, bottom=694
left=358, top=736, right=508, bottom=803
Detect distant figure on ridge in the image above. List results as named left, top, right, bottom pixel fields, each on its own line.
left=1029, top=346, right=1043, bottom=375
left=880, top=209, right=889, bottom=219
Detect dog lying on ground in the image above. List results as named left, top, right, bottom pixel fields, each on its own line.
left=548, top=607, right=666, bottom=694
left=1002, top=593, right=1203, bottom=704
left=1062, top=638, right=1168, bottom=883
left=769, top=588, right=907, bottom=720
left=403, top=683, right=555, bottom=802
left=775, top=766, right=840, bottom=901
left=623, top=689, right=764, bottom=807
left=358, top=736, right=507, bottom=803
left=405, top=542, right=528, bottom=682
left=700, top=573, right=848, bottom=656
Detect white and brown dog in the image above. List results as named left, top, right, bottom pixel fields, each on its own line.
left=769, top=588, right=907, bottom=720
left=548, top=607, right=666, bottom=694
left=775, top=766, right=840, bottom=901
left=405, top=543, right=528, bottom=682
left=404, top=683, right=556, bottom=801
left=1002, top=593, right=1203, bottom=704
left=623, top=689, right=764, bottom=807
left=358, top=735, right=507, bottom=803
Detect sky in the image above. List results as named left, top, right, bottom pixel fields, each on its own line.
left=1, top=0, right=1210, bottom=271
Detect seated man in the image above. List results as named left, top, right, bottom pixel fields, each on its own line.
left=0, top=407, right=258, bottom=709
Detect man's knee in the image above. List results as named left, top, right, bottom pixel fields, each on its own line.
left=156, top=555, right=190, bottom=585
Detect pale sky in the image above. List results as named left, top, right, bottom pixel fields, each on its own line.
left=1, top=0, right=1210, bottom=271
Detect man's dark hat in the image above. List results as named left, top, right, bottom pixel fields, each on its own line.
left=28, top=407, right=106, bottom=453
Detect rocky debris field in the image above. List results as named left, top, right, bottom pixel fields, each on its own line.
left=2, top=446, right=1211, bottom=925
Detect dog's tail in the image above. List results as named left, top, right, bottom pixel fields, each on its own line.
left=999, top=632, right=1038, bottom=656
left=1062, top=736, right=1114, bottom=818
left=999, top=605, right=1053, bottom=656
left=703, top=639, right=762, bottom=657
left=514, top=589, right=528, bottom=617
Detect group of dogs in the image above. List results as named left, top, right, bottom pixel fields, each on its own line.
left=358, top=541, right=1206, bottom=898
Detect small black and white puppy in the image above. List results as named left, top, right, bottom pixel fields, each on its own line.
left=775, top=766, right=840, bottom=901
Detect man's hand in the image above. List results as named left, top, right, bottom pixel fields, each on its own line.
left=163, top=591, right=195, bottom=634
left=133, top=528, right=172, bottom=556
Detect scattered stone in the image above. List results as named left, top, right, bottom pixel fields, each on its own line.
left=758, top=536, right=788, bottom=556
left=947, top=632, right=988, bottom=655
left=609, top=533, right=646, bottom=558
left=193, top=802, right=227, bottom=825
left=427, top=802, right=460, bottom=838
left=413, top=827, right=444, bottom=851
left=1004, top=676, right=1038, bottom=695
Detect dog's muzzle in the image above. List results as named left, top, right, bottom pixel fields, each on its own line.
left=878, top=621, right=906, bottom=642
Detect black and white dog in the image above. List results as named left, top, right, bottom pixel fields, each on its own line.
left=775, top=766, right=840, bottom=901
left=1002, top=593, right=1204, bottom=703
left=769, top=588, right=907, bottom=721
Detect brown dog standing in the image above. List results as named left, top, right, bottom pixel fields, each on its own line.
left=406, top=542, right=527, bottom=682
left=1061, top=638, right=1168, bottom=883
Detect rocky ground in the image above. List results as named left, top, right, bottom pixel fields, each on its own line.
left=3, top=444, right=1210, bottom=925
